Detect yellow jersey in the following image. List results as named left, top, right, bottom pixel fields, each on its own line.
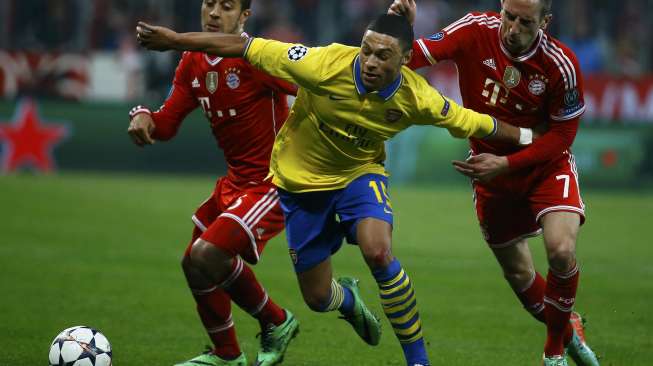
left=245, top=38, right=496, bottom=192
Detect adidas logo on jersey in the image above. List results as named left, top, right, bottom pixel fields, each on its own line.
left=192, top=78, right=200, bottom=88
left=483, top=58, right=497, bottom=70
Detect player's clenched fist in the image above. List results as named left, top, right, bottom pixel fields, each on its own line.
left=136, top=21, right=178, bottom=51
left=127, top=113, right=155, bottom=147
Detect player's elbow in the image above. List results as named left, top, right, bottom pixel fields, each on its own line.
left=447, top=126, right=474, bottom=139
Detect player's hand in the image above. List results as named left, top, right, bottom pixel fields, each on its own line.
left=452, top=153, right=509, bottom=182
left=388, top=0, right=416, bottom=25
left=136, top=21, right=178, bottom=51
left=127, top=113, right=156, bottom=147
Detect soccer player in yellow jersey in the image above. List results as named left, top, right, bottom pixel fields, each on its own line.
left=137, top=14, right=536, bottom=366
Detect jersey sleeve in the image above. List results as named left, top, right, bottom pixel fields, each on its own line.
left=547, top=46, right=586, bottom=122
left=413, top=81, right=496, bottom=139
left=244, top=38, right=331, bottom=93
left=409, top=12, right=479, bottom=69
left=507, top=118, right=579, bottom=169
left=150, top=53, right=199, bottom=140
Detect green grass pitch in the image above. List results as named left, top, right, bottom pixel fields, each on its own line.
left=1, top=173, right=651, bottom=365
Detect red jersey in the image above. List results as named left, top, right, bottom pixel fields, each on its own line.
left=131, top=51, right=296, bottom=185
left=410, top=12, right=585, bottom=170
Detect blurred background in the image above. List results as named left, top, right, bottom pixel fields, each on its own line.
left=0, top=0, right=652, bottom=186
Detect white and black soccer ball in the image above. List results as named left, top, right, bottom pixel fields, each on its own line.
left=48, top=326, right=112, bottom=366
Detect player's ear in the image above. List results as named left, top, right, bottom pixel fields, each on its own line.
left=239, top=9, right=252, bottom=27
left=402, top=49, right=413, bottom=66
left=540, top=13, right=552, bottom=31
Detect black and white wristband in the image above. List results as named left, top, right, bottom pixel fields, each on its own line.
left=129, top=105, right=152, bottom=121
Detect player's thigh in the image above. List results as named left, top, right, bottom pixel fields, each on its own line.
left=185, top=189, right=221, bottom=258
left=203, top=185, right=285, bottom=264
left=530, top=153, right=585, bottom=226
left=473, top=183, right=541, bottom=248
left=540, top=211, right=580, bottom=262
left=277, top=188, right=345, bottom=274
left=336, top=173, right=394, bottom=248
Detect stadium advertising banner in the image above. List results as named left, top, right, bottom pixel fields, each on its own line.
left=0, top=72, right=652, bottom=186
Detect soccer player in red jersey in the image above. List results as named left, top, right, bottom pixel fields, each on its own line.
left=390, top=1, right=600, bottom=365
left=127, top=1, right=298, bottom=365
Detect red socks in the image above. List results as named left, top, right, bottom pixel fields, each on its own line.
left=220, top=258, right=286, bottom=328
left=192, top=286, right=242, bottom=359
left=543, top=265, right=580, bottom=356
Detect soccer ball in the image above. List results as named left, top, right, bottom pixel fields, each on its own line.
left=48, top=326, right=112, bottom=366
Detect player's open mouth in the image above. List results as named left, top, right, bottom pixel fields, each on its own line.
left=363, top=72, right=379, bottom=81
left=206, top=24, right=221, bottom=32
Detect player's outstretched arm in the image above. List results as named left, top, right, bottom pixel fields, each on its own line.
left=486, top=118, right=534, bottom=145
left=136, top=22, right=248, bottom=57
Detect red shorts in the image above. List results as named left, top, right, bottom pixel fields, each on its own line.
left=473, top=151, right=585, bottom=248
left=188, top=177, right=284, bottom=263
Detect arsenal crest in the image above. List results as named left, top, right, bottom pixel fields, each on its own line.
left=503, top=65, right=521, bottom=89
left=206, top=71, right=219, bottom=94
left=385, top=109, right=403, bottom=123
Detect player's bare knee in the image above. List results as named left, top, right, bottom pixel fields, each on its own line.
left=503, top=269, right=534, bottom=291
left=190, top=239, right=228, bottom=268
left=361, top=244, right=393, bottom=269
left=181, top=254, right=194, bottom=273
left=547, top=244, right=577, bottom=272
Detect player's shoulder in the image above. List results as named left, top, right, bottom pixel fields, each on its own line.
left=441, top=11, right=501, bottom=35
left=322, top=43, right=359, bottom=58
left=540, top=32, right=581, bottom=65
left=399, top=67, right=437, bottom=103
left=539, top=32, right=583, bottom=89
left=315, top=43, right=358, bottom=70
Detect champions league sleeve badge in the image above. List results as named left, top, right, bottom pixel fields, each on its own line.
left=427, top=32, right=445, bottom=41
left=288, top=45, right=308, bottom=61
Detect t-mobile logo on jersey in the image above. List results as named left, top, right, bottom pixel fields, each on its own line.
left=198, top=97, right=237, bottom=120
left=482, top=78, right=510, bottom=107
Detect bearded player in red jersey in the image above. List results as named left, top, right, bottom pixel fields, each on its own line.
left=127, top=1, right=298, bottom=365
left=390, top=1, right=600, bottom=365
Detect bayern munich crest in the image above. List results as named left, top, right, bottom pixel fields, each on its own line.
left=528, top=79, right=546, bottom=95
left=288, top=45, right=308, bottom=61
left=225, top=67, right=241, bottom=89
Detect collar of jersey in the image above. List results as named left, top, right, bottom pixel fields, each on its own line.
left=204, top=32, right=249, bottom=66
left=353, top=55, right=403, bottom=101
left=497, top=27, right=543, bottom=62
